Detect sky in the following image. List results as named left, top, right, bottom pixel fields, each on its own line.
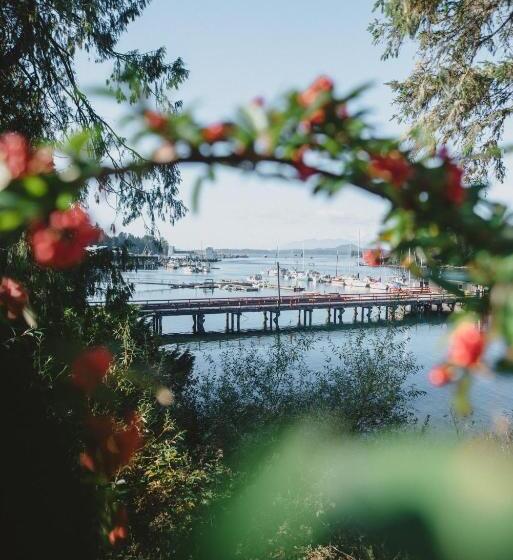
left=77, top=0, right=513, bottom=249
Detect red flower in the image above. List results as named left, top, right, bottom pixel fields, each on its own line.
left=298, top=75, right=334, bottom=107
left=368, top=151, right=413, bottom=188
left=27, top=146, right=55, bottom=175
left=448, top=322, right=485, bottom=368
left=301, top=108, right=326, bottom=130
left=108, top=507, right=129, bottom=546
left=71, top=346, right=113, bottom=393
left=292, top=146, right=317, bottom=181
left=428, top=364, right=454, bottom=387
left=0, top=132, right=54, bottom=181
left=79, top=452, right=96, bottom=472
left=29, top=207, right=102, bottom=269
left=201, top=123, right=231, bottom=143
left=438, top=148, right=466, bottom=205
left=0, top=133, right=29, bottom=178
left=336, top=103, right=349, bottom=120
left=83, top=413, right=144, bottom=478
left=143, top=110, right=168, bottom=132
left=363, top=248, right=382, bottom=267
left=445, top=160, right=465, bottom=205
left=115, top=414, right=144, bottom=467
left=0, top=277, right=28, bottom=320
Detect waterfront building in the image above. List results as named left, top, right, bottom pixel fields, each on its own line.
left=205, top=246, right=217, bottom=260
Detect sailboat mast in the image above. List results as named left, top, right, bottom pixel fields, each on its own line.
left=357, top=231, right=361, bottom=269
left=335, top=250, right=339, bottom=277
left=408, top=248, right=411, bottom=286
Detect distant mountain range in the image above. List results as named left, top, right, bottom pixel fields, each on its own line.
left=281, top=238, right=352, bottom=250
left=217, top=239, right=361, bottom=254
left=217, top=243, right=360, bottom=256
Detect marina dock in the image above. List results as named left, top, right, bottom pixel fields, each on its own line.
left=110, top=288, right=473, bottom=335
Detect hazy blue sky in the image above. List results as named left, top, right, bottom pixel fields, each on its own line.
left=78, top=0, right=513, bottom=249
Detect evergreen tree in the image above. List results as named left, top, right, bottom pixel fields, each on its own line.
left=369, top=0, right=513, bottom=181
left=0, top=6, right=189, bottom=555
left=0, top=0, right=188, bottom=224
left=104, top=232, right=169, bottom=255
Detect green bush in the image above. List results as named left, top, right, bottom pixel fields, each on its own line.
left=181, top=329, right=422, bottom=453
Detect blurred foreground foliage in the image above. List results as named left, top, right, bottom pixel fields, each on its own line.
left=192, top=427, right=513, bottom=560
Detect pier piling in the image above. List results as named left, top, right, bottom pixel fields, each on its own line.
left=128, top=289, right=471, bottom=336
left=273, top=310, right=280, bottom=329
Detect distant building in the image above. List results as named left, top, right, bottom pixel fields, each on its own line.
left=168, top=245, right=193, bottom=256
left=205, top=246, right=216, bottom=260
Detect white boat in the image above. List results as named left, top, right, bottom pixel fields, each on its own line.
left=368, top=275, right=388, bottom=291
left=293, top=245, right=314, bottom=282
left=387, top=275, right=409, bottom=289
left=345, top=274, right=370, bottom=288
left=342, top=231, right=369, bottom=288
left=319, top=274, right=332, bottom=283
left=268, top=266, right=289, bottom=277
left=183, top=265, right=201, bottom=274
left=245, top=285, right=260, bottom=292
left=369, top=278, right=388, bottom=291
left=388, top=249, right=417, bottom=290
left=351, top=278, right=370, bottom=288
left=247, top=273, right=263, bottom=282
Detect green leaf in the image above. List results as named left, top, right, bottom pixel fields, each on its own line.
left=0, top=210, right=23, bottom=231
left=23, top=176, right=48, bottom=197
left=191, top=175, right=205, bottom=214
left=56, top=192, right=75, bottom=210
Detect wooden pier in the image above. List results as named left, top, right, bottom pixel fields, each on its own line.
left=115, top=288, right=472, bottom=335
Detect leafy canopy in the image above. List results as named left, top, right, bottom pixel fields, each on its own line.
left=369, top=0, right=513, bottom=181
left=0, top=0, right=188, bottom=225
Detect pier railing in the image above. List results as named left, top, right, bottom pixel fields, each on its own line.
left=87, top=288, right=474, bottom=334
left=90, top=288, right=465, bottom=313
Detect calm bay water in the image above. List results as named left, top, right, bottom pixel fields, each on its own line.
left=127, top=254, right=513, bottom=430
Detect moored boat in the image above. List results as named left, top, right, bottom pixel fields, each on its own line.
left=369, top=277, right=388, bottom=291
